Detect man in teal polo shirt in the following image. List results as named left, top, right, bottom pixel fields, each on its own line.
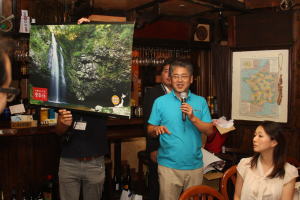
left=147, top=60, right=214, bottom=200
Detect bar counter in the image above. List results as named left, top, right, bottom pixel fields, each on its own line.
left=0, top=117, right=145, bottom=138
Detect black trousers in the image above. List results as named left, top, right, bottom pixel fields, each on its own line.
left=147, top=160, right=159, bottom=200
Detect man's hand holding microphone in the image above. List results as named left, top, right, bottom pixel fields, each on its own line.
left=180, top=92, right=195, bottom=122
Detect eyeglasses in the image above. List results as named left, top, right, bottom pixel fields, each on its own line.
left=171, top=74, right=190, bottom=80
left=0, top=87, right=20, bottom=102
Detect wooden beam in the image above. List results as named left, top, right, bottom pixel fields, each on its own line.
left=128, top=0, right=167, bottom=12
left=189, top=0, right=223, bottom=9
left=245, top=0, right=280, bottom=9
left=88, top=14, right=126, bottom=22
left=191, top=0, right=247, bottom=11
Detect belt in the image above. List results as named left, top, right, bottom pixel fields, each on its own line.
left=76, top=156, right=100, bottom=162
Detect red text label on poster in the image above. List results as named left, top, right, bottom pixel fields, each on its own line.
left=32, top=87, right=48, bottom=101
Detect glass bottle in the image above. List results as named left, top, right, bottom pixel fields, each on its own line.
left=21, top=189, right=28, bottom=200
left=0, top=187, right=4, bottom=200
left=36, top=191, right=43, bottom=200
left=113, top=175, right=120, bottom=192
left=213, top=96, right=218, bottom=118
left=43, top=175, right=53, bottom=200
left=10, top=189, right=17, bottom=200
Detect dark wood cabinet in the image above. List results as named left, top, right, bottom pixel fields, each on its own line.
left=0, top=118, right=144, bottom=199
left=0, top=128, right=60, bottom=199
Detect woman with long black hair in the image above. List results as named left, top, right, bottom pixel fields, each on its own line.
left=234, top=121, right=298, bottom=200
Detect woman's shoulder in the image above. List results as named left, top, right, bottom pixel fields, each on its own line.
left=238, top=157, right=252, bottom=166
left=236, top=157, right=253, bottom=178
left=284, top=162, right=299, bottom=178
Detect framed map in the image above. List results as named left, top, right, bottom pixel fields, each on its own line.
left=231, top=49, right=289, bottom=122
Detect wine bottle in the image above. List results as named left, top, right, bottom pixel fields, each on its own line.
left=126, top=166, right=131, bottom=191
left=212, top=96, right=218, bottom=118
left=0, top=186, right=4, bottom=200
left=21, top=189, right=28, bottom=200
left=10, top=189, right=17, bottom=200
left=36, top=191, right=43, bottom=200
left=113, top=175, right=120, bottom=192
left=122, top=165, right=131, bottom=191
left=43, top=175, right=53, bottom=200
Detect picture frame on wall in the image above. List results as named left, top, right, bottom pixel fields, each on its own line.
left=231, top=49, right=289, bottom=122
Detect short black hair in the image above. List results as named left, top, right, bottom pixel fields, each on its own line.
left=169, top=59, right=194, bottom=76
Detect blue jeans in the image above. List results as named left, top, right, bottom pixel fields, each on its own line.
left=58, top=156, right=105, bottom=200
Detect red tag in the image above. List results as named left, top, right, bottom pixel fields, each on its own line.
left=32, top=87, right=48, bottom=101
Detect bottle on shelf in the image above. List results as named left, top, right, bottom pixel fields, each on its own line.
left=207, top=96, right=218, bottom=119
left=121, top=164, right=131, bottom=191
left=206, top=96, right=212, bottom=113
left=36, top=191, right=43, bottom=200
left=210, top=101, right=215, bottom=116
left=113, top=174, right=120, bottom=192
left=212, top=96, right=218, bottom=118
left=21, top=189, right=28, bottom=200
left=126, top=167, right=132, bottom=191
left=43, top=174, right=54, bottom=200
left=10, top=189, right=17, bottom=200
left=0, top=186, right=4, bottom=200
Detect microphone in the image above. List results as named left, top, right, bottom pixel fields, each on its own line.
left=180, top=92, right=188, bottom=121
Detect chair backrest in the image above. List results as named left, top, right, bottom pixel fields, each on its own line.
left=220, top=165, right=237, bottom=200
left=179, top=185, right=225, bottom=200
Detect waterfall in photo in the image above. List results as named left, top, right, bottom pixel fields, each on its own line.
left=48, top=33, right=66, bottom=103
left=59, top=46, right=66, bottom=101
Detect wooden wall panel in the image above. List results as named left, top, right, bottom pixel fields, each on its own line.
left=291, top=10, right=300, bottom=129
left=235, top=9, right=293, bottom=48
left=134, top=20, right=191, bottom=41
left=192, top=49, right=211, bottom=97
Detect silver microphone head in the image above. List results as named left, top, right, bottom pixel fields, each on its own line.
left=180, top=92, right=188, bottom=99
left=180, top=92, right=188, bottom=121
left=180, top=92, right=188, bottom=102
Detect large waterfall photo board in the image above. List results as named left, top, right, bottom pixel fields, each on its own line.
left=29, top=23, right=134, bottom=117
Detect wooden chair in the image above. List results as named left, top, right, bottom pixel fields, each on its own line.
left=220, top=165, right=237, bottom=200
left=179, top=185, right=225, bottom=200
